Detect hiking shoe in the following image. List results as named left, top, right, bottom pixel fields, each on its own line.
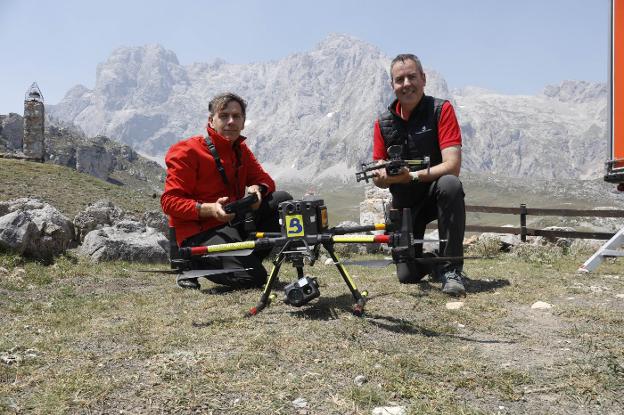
left=441, top=270, right=466, bottom=296
left=176, top=276, right=200, bottom=290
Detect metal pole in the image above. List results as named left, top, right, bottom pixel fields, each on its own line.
left=520, top=203, right=527, bottom=242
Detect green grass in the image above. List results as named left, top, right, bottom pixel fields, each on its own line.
left=1, top=155, right=623, bottom=413
left=1, top=248, right=622, bottom=414
left=0, top=158, right=160, bottom=218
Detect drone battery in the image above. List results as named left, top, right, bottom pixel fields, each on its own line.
left=278, top=198, right=328, bottom=238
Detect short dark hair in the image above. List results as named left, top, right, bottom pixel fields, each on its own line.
left=208, top=92, right=247, bottom=118
left=390, top=54, right=424, bottom=81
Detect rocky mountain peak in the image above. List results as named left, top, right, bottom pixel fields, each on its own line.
left=102, top=44, right=181, bottom=68
left=48, top=35, right=608, bottom=182
left=543, top=80, right=608, bottom=103
left=314, top=33, right=384, bottom=57
left=94, top=44, right=188, bottom=111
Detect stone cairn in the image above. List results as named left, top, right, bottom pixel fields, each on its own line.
left=22, top=82, right=45, bottom=162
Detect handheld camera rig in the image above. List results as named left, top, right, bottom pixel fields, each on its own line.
left=224, top=192, right=259, bottom=230
left=356, top=145, right=430, bottom=183
left=224, top=192, right=258, bottom=217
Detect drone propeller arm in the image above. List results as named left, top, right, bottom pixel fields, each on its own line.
left=179, top=238, right=277, bottom=258
left=177, top=232, right=392, bottom=259
left=329, top=223, right=388, bottom=235
left=331, top=235, right=390, bottom=244
left=253, top=232, right=282, bottom=238
left=177, top=216, right=414, bottom=259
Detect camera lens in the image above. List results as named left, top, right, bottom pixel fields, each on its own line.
left=279, top=202, right=293, bottom=214
left=288, top=289, right=303, bottom=303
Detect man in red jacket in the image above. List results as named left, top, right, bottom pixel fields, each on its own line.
left=161, top=92, right=291, bottom=289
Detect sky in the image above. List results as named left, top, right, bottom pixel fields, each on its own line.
left=0, top=0, right=611, bottom=114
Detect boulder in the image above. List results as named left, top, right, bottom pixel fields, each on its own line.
left=0, top=211, right=39, bottom=254
left=477, top=231, right=522, bottom=252
left=79, top=219, right=168, bottom=263
left=141, top=210, right=168, bottom=236
left=74, top=199, right=125, bottom=241
left=0, top=198, right=75, bottom=261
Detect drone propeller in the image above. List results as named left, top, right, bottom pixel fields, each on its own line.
left=138, top=268, right=252, bottom=279
left=177, top=268, right=252, bottom=281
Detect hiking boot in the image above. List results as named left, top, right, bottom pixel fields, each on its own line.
left=176, top=276, right=200, bottom=290
left=441, top=270, right=466, bottom=296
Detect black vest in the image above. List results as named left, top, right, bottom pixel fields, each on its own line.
left=378, top=95, right=446, bottom=167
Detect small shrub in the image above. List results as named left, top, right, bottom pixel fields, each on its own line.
left=466, top=237, right=502, bottom=258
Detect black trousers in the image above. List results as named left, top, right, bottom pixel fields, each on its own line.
left=181, top=191, right=292, bottom=288
left=390, top=175, right=465, bottom=283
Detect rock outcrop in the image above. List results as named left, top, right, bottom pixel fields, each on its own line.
left=0, top=198, right=169, bottom=264
left=79, top=219, right=168, bottom=263
left=44, top=121, right=164, bottom=189
left=0, top=113, right=166, bottom=191
left=0, top=198, right=75, bottom=261
left=73, top=199, right=126, bottom=241
left=141, top=210, right=169, bottom=236
left=0, top=113, right=24, bottom=152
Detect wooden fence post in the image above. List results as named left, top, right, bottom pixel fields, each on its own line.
left=520, top=203, right=527, bottom=242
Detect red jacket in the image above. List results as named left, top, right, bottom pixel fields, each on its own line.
left=161, top=127, right=275, bottom=245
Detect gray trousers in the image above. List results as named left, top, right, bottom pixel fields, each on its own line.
left=389, top=175, right=465, bottom=283
left=181, top=191, right=292, bottom=288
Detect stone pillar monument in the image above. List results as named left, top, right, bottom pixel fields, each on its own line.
left=23, top=82, right=45, bottom=161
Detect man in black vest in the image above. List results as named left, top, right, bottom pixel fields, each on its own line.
left=372, top=54, right=467, bottom=296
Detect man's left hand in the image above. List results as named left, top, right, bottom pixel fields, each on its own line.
left=247, top=185, right=264, bottom=210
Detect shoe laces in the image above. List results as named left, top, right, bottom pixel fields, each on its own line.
left=444, top=270, right=466, bottom=283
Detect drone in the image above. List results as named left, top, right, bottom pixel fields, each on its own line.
left=158, top=194, right=465, bottom=317
left=355, top=144, right=431, bottom=183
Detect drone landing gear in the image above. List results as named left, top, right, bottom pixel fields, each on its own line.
left=323, top=242, right=368, bottom=316
left=246, top=241, right=368, bottom=317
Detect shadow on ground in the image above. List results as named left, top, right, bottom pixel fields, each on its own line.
left=364, top=313, right=517, bottom=345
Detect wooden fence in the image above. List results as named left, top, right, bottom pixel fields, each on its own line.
left=426, top=204, right=624, bottom=241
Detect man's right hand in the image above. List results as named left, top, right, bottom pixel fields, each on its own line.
left=198, top=196, right=236, bottom=222
left=372, top=163, right=411, bottom=188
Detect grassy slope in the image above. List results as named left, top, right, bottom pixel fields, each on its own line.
left=0, top=158, right=161, bottom=218
left=0, top=247, right=622, bottom=414
left=0, top=158, right=623, bottom=413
